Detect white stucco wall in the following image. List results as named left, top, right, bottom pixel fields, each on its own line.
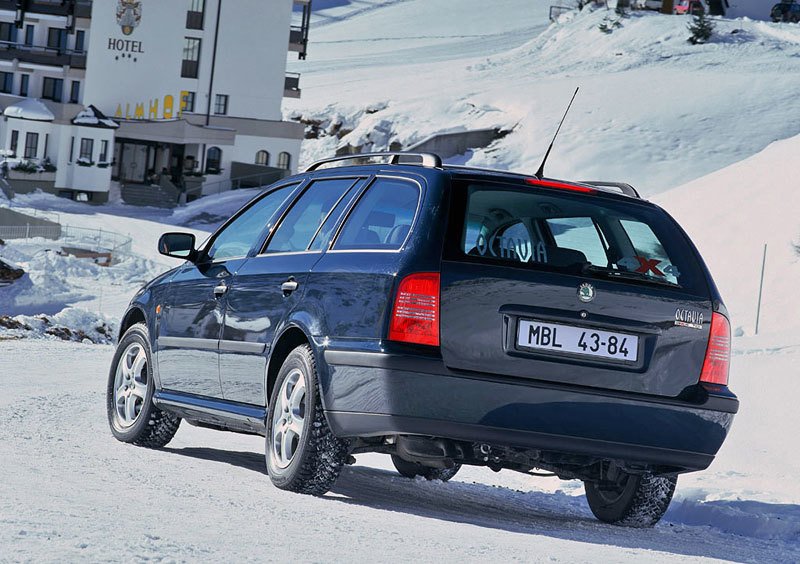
left=83, top=0, right=293, bottom=123
left=725, top=0, right=773, bottom=20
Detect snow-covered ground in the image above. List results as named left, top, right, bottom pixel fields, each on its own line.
left=2, top=1, right=800, bottom=560
left=0, top=338, right=798, bottom=563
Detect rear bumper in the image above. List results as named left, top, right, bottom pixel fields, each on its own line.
left=321, top=350, right=738, bottom=472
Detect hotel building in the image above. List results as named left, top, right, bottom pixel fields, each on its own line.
left=0, top=0, right=311, bottom=204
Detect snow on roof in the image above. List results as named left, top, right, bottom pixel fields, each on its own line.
left=3, top=98, right=55, bottom=121
left=72, top=105, right=119, bottom=129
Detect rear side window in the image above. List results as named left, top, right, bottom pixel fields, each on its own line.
left=335, top=177, right=419, bottom=250
left=457, top=183, right=705, bottom=294
left=266, top=178, right=355, bottom=253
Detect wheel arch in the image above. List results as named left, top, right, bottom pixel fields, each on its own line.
left=118, top=307, right=147, bottom=342
left=266, top=324, right=320, bottom=408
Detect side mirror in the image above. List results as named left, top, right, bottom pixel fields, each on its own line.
left=158, top=232, right=197, bottom=261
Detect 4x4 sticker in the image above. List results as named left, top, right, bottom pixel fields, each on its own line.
left=675, top=308, right=704, bottom=329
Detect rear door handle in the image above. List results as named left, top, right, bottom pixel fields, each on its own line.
left=281, top=277, right=298, bottom=296
left=214, top=282, right=228, bottom=297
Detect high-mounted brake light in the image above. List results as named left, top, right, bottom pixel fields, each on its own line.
left=700, top=312, right=731, bottom=386
left=388, top=272, right=440, bottom=347
left=525, top=178, right=596, bottom=194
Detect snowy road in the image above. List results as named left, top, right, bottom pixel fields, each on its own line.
left=2, top=340, right=798, bottom=562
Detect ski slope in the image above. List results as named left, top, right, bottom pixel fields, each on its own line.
left=289, top=1, right=800, bottom=195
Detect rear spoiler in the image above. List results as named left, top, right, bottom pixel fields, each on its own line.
left=581, top=181, right=640, bottom=199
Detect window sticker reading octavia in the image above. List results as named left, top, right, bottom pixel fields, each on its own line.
left=475, top=233, right=548, bottom=265
left=117, top=0, right=142, bottom=36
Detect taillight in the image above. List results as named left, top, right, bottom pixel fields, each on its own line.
left=388, top=272, right=440, bottom=347
left=700, top=312, right=731, bottom=386
left=525, top=178, right=596, bottom=194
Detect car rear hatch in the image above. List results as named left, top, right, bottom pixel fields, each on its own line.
left=440, top=177, right=715, bottom=398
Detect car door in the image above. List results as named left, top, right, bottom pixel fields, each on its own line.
left=219, top=177, right=364, bottom=405
left=157, top=183, right=299, bottom=397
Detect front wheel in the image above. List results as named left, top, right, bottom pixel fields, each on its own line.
left=106, top=323, right=180, bottom=448
left=584, top=473, right=677, bottom=528
left=391, top=455, right=461, bottom=482
left=266, top=344, right=350, bottom=496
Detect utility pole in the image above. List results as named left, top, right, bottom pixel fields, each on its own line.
left=661, top=0, right=675, bottom=14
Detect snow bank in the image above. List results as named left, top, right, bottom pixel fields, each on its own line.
left=656, top=133, right=800, bottom=335
left=0, top=307, right=116, bottom=344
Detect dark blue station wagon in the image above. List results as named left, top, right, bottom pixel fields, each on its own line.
left=108, top=152, right=738, bottom=527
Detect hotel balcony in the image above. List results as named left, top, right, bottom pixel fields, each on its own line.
left=291, top=0, right=311, bottom=60
left=284, top=72, right=301, bottom=99
left=0, top=40, right=87, bottom=69
left=0, top=0, right=92, bottom=19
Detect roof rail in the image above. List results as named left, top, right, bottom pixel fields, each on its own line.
left=305, top=152, right=443, bottom=172
left=581, top=181, right=640, bottom=198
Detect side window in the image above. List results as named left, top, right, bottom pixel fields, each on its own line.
left=334, top=178, right=420, bottom=250
left=266, top=178, right=356, bottom=253
left=546, top=217, right=608, bottom=267
left=205, top=184, right=295, bottom=261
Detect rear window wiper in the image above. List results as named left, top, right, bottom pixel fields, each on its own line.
left=582, top=264, right=681, bottom=288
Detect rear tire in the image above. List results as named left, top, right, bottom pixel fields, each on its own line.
left=584, top=473, right=677, bottom=528
left=266, top=344, right=350, bottom=496
left=107, top=323, right=180, bottom=448
left=391, top=455, right=461, bottom=482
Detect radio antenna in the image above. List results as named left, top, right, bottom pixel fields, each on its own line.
left=535, top=87, right=579, bottom=179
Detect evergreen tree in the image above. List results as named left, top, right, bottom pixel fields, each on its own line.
left=688, top=13, right=715, bottom=44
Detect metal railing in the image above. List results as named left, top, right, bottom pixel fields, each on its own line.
left=198, top=170, right=289, bottom=197
left=550, top=5, right=576, bottom=21
left=0, top=224, right=132, bottom=256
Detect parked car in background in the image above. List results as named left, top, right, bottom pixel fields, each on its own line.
left=675, top=0, right=707, bottom=15
left=107, top=152, right=738, bottom=529
left=772, top=1, right=800, bottom=22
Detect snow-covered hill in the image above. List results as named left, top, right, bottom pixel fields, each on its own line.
left=289, top=2, right=800, bottom=195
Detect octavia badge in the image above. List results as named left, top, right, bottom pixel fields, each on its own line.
left=578, top=283, right=595, bottom=303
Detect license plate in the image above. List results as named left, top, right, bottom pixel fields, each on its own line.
left=517, top=319, right=638, bottom=362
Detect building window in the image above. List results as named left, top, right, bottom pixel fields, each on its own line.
left=42, top=77, right=63, bottom=102
left=187, top=0, right=205, bottom=30
left=277, top=151, right=291, bottom=170
left=0, top=22, right=16, bottom=43
left=206, top=146, right=222, bottom=174
left=99, top=140, right=109, bottom=163
left=19, top=74, right=29, bottom=97
left=74, top=30, right=85, bottom=53
left=79, top=138, right=93, bottom=161
left=182, top=91, right=196, bottom=113
left=181, top=37, right=201, bottom=79
left=24, top=132, right=38, bottom=160
left=255, top=150, right=270, bottom=166
left=10, top=130, right=18, bottom=157
left=70, top=81, right=80, bottom=103
left=0, top=72, right=12, bottom=94
left=69, top=136, right=74, bottom=162
left=214, top=94, right=228, bottom=115
left=47, top=28, right=66, bottom=52
left=24, top=25, right=33, bottom=47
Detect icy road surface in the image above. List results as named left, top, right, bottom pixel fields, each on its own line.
left=1, top=339, right=798, bottom=562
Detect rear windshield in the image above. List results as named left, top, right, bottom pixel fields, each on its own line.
left=456, top=183, right=707, bottom=295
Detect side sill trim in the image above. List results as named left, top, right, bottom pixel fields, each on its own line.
left=158, top=336, right=218, bottom=350
left=154, top=390, right=266, bottom=430
left=219, top=340, right=267, bottom=354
